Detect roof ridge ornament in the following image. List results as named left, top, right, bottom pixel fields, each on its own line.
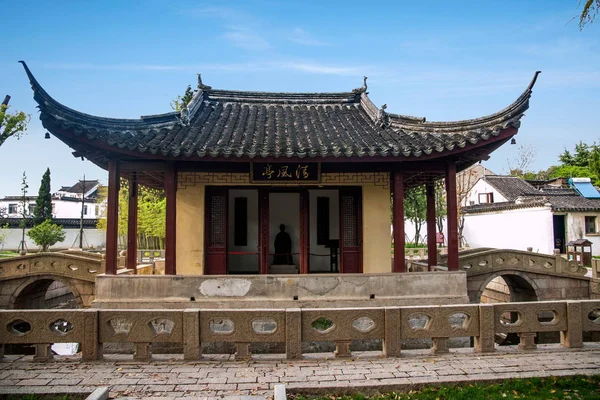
left=179, top=106, right=190, bottom=126
left=353, top=76, right=368, bottom=94
left=197, top=74, right=212, bottom=91
left=376, top=104, right=390, bottom=129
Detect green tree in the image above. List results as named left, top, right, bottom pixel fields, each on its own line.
left=559, top=142, right=593, bottom=167
left=27, top=220, right=66, bottom=252
left=170, top=85, right=195, bottom=111
left=96, top=180, right=166, bottom=249
left=578, top=0, right=599, bottom=28
left=0, top=224, right=9, bottom=251
left=523, top=141, right=600, bottom=185
left=34, top=168, right=53, bottom=225
left=405, top=185, right=426, bottom=246
left=435, top=181, right=447, bottom=235
left=548, top=164, right=596, bottom=181
left=18, top=172, right=30, bottom=255
left=0, top=96, right=29, bottom=147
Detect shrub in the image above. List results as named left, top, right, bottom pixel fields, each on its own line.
left=26, top=220, right=66, bottom=252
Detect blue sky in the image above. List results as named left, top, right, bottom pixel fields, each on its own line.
left=1, top=0, right=599, bottom=195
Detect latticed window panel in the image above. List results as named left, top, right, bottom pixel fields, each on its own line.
left=341, top=195, right=358, bottom=247
left=209, top=194, right=227, bottom=247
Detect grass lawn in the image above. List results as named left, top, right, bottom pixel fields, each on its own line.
left=291, top=375, right=600, bottom=400
left=0, top=251, right=18, bottom=258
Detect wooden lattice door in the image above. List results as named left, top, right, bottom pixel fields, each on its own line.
left=339, top=188, right=363, bottom=273
left=204, top=187, right=228, bottom=275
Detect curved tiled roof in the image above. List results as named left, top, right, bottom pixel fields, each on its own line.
left=21, top=61, right=539, bottom=162
left=481, top=175, right=541, bottom=201
left=464, top=184, right=600, bottom=214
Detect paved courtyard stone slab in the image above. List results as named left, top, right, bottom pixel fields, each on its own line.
left=0, top=344, right=599, bottom=398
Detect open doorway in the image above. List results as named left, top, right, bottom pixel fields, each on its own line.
left=553, top=214, right=566, bottom=254
left=207, top=186, right=361, bottom=275
left=269, top=192, right=300, bottom=273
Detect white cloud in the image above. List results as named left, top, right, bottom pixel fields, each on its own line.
left=274, top=61, right=362, bottom=76
left=43, top=60, right=370, bottom=77
left=221, top=26, right=272, bottom=51
left=289, top=28, right=330, bottom=47
left=184, top=6, right=272, bottom=51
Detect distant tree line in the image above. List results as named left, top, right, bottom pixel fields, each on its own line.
left=511, top=141, right=600, bottom=184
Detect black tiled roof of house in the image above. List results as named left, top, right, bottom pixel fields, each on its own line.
left=464, top=183, right=600, bottom=214
left=60, top=180, right=100, bottom=194
left=543, top=188, right=600, bottom=212
left=0, top=218, right=99, bottom=229
left=463, top=199, right=548, bottom=213
left=1, top=196, right=37, bottom=201
left=21, top=61, right=540, bottom=163
left=481, top=175, right=541, bottom=201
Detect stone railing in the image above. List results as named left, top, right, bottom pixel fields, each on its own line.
left=0, top=253, right=105, bottom=283
left=454, top=249, right=588, bottom=277
left=592, top=259, right=600, bottom=279
left=404, top=247, right=428, bottom=260
left=138, top=249, right=165, bottom=263
left=1, top=300, right=598, bottom=362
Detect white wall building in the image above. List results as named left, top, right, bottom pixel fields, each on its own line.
left=0, top=180, right=106, bottom=251
left=462, top=175, right=600, bottom=256
left=0, top=180, right=103, bottom=219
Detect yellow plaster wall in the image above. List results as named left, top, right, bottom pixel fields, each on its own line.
left=175, top=171, right=391, bottom=275
left=176, top=183, right=205, bottom=275
left=362, top=184, right=392, bottom=273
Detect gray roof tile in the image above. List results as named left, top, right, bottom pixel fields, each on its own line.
left=464, top=180, right=600, bottom=213
left=21, top=61, right=539, bottom=162
left=482, top=175, right=541, bottom=201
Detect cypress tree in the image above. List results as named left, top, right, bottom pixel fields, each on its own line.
left=34, top=168, right=52, bottom=225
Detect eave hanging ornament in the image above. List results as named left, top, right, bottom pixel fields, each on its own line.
left=511, top=137, right=517, bottom=145
left=44, top=132, right=50, bottom=139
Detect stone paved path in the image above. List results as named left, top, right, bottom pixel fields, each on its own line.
left=1, top=344, right=600, bottom=399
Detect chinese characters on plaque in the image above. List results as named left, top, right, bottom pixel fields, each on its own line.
left=251, top=163, right=321, bottom=183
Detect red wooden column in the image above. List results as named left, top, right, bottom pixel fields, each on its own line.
left=445, top=161, right=459, bottom=271
left=299, top=189, right=310, bottom=274
left=165, top=162, right=177, bottom=275
left=426, top=181, right=437, bottom=268
left=258, top=188, right=270, bottom=274
left=126, top=172, right=138, bottom=273
left=105, top=159, right=120, bottom=275
left=392, top=171, right=406, bottom=273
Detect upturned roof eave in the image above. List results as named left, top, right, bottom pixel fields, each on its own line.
left=21, top=61, right=536, bottom=163
left=21, top=61, right=539, bottom=134
left=388, top=71, right=541, bottom=131
left=20, top=61, right=180, bottom=130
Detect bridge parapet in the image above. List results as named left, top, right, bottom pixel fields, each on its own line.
left=456, top=249, right=588, bottom=278
left=0, top=253, right=104, bottom=283
left=1, top=300, right=598, bottom=362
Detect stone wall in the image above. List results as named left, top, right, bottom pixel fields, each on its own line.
left=93, top=272, right=468, bottom=309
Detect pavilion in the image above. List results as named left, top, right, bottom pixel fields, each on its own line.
left=21, top=61, right=539, bottom=277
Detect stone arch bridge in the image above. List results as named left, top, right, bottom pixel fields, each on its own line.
left=0, top=252, right=104, bottom=309
left=1, top=249, right=597, bottom=309
left=451, top=248, right=597, bottom=303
